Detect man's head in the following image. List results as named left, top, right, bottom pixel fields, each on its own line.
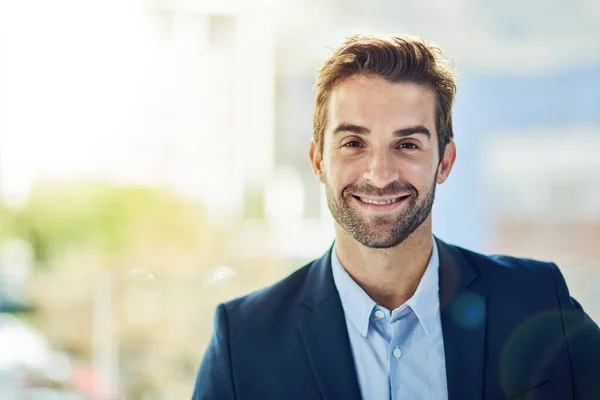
left=309, top=34, right=457, bottom=248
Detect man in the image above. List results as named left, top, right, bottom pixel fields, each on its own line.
left=192, top=34, right=600, bottom=400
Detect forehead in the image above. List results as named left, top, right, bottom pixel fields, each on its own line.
left=328, top=75, right=437, bottom=129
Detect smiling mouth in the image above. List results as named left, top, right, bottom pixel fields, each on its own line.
left=352, top=195, right=410, bottom=206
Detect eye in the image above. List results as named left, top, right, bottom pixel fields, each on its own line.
left=398, top=142, right=419, bottom=150
left=343, top=140, right=364, bottom=148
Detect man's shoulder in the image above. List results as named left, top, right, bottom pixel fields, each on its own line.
left=449, top=242, right=562, bottom=292
left=220, top=257, right=320, bottom=326
left=218, top=241, right=567, bottom=322
left=455, top=243, right=558, bottom=273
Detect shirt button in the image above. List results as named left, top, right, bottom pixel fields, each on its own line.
left=374, top=310, right=385, bottom=319
left=393, top=347, right=402, bottom=359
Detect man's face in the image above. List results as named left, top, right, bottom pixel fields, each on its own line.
left=310, top=75, right=455, bottom=248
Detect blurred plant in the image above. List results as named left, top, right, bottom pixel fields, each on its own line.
left=0, top=180, right=287, bottom=399
left=242, top=185, right=266, bottom=220
left=10, top=181, right=220, bottom=264
left=0, top=202, right=17, bottom=245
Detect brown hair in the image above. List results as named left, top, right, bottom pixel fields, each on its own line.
left=313, top=34, right=457, bottom=161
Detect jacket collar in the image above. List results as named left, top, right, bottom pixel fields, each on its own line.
left=436, top=237, right=487, bottom=400
left=330, top=238, right=441, bottom=337
left=297, top=237, right=487, bottom=400
left=297, top=243, right=363, bottom=400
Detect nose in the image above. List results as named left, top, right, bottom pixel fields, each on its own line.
left=362, top=149, right=400, bottom=188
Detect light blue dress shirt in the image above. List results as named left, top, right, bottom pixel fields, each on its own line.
left=331, top=239, right=448, bottom=400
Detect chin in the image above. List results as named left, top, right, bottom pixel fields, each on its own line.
left=360, top=240, right=401, bottom=249
left=352, top=228, right=405, bottom=249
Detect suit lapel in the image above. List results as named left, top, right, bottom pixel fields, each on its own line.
left=297, top=249, right=363, bottom=400
left=436, top=238, right=487, bottom=400
left=296, top=239, right=487, bottom=400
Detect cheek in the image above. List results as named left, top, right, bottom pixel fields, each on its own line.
left=330, top=159, right=364, bottom=187
left=402, top=157, right=438, bottom=180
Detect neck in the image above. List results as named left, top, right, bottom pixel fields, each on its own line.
left=334, top=217, right=434, bottom=311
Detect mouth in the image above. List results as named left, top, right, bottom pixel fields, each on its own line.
left=351, top=194, right=410, bottom=210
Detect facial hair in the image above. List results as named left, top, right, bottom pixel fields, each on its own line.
left=325, top=174, right=437, bottom=249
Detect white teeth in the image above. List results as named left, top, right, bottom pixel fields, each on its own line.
left=359, top=197, right=400, bottom=205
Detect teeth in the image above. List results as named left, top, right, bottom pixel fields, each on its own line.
left=360, top=197, right=400, bottom=205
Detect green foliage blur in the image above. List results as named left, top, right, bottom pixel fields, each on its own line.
left=3, top=181, right=221, bottom=265
left=0, top=181, right=279, bottom=398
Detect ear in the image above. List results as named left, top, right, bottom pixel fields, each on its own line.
left=436, top=140, right=456, bottom=184
left=309, top=140, right=326, bottom=183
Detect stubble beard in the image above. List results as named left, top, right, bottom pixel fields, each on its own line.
left=325, top=174, right=437, bottom=249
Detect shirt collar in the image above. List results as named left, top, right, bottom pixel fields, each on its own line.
left=404, top=239, right=440, bottom=335
left=331, top=238, right=441, bottom=337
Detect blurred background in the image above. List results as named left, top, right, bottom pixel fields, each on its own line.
left=0, top=0, right=599, bottom=398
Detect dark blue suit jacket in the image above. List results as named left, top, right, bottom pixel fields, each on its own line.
left=193, top=238, right=600, bottom=399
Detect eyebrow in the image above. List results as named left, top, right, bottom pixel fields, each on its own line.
left=332, top=123, right=431, bottom=139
